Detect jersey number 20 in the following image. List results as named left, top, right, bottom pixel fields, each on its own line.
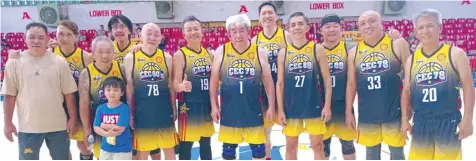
left=147, top=84, right=159, bottom=96
left=422, top=88, right=437, bottom=102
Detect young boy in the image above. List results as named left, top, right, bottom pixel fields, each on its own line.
left=93, top=77, right=132, bottom=160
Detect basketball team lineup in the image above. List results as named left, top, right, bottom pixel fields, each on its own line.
left=1, top=2, right=475, bottom=160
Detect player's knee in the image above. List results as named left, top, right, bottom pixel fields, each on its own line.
left=286, top=139, right=299, bottom=148
left=222, top=143, right=238, bottom=160
left=323, top=138, right=332, bottom=157
left=310, top=139, right=324, bottom=150
left=249, top=144, right=266, bottom=159
left=339, top=139, right=355, bottom=155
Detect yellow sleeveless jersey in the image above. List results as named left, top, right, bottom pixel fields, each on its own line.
left=133, top=49, right=173, bottom=128
left=256, top=27, right=287, bottom=79
left=181, top=46, right=212, bottom=103
left=87, top=60, right=124, bottom=109
left=324, top=41, right=348, bottom=108
left=53, top=46, right=86, bottom=82
left=410, top=44, right=460, bottom=115
left=219, top=42, right=263, bottom=127
left=355, top=34, right=402, bottom=123
left=114, top=41, right=134, bottom=65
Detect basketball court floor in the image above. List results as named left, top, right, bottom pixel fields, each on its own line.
left=1, top=93, right=475, bottom=160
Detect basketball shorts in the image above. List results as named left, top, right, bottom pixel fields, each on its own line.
left=178, top=102, right=215, bottom=142
left=409, top=112, right=462, bottom=160
left=323, top=115, right=356, bottom=141
left=283, top=117, right=327, bottom=137
left=69, top=125, right=84, bottom=141
left=219, top=125, right=266, bottom=144
left=134, top=126, right=179, bottom=151
left=357, top=120, right=406, bottom=147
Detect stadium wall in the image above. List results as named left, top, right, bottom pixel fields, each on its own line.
left=1, top=1, right=474, bottom=33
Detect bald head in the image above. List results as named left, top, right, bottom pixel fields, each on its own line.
left=359, top=10, right=381, bottom=22
left=358, top=10, right=383, bottom=40
left=141, top=23, right=162, bottom=47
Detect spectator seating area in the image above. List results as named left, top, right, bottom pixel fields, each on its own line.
left=1, top=18, right=476, bottom=80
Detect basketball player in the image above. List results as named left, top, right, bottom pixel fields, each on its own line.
left=124, top=23, right=177, bottom=160
left=318, top=14, right=357, bottom=160
left=401, top=9, right=474, bottom=160
left=345, top=10, right=410, bottom=160
left=250, top=3, right=291, bottom=159
left=109, top=15, right=162, bottom=159
left=275, top=12, right=332, bottom=160
left=209, top=14, right=275, bottom=160
left=173, top=16, right=214, bottom=160
left=108, top=15, right=135, bottom=65
left=319, top=13, right=404, bottom=160
left=53, top=20, right=94, bottom=160
left=79, top=36, right=125, bottom=159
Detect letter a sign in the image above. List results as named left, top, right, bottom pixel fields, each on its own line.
left=239, top=5, right=248, bottom=13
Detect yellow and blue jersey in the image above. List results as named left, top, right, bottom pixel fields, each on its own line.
left=355, top=34, right=402, bottom=123
left=256, top=27, right=287, bottom=82
left=114, top=40, right=134, bottom=65
left=283, top=41, right=323, bottom=118
left=53, top=46, right=86, bottom=83
left=181, top=46, right=212, bottom=103
left=410, top=44, right=460, bottom=115
left=87, top=61, right=124, bottom=112
left=219, top=42, right=263, bottom=127
left=132, top=49, right=173, bottom=129
left=324, top=41, right=348, bottom=115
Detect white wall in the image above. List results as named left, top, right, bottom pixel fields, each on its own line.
left=1, top=1, right=475, bottom=33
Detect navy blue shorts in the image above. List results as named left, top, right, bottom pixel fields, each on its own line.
left=18, top=130, right=70, bottom=160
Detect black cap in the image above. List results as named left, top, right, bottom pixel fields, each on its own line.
left=320, top=13, right=341, bottom=28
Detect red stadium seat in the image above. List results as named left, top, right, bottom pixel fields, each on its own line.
left=447, top=34, right=456, bottom=41
left=203, top=32, right=213, bottom=38
left=456, top=34, right=466, bottom=41
left=253, top=26, right=263, bottom=32
left=217, top=26, right=226, bottom=33
left=6, top=32, right=15, bottom=39
left=6, top=38, right=14, bottom=45
left=306, top=33, right=315, bottom=40
left=16, top=38, right=24, bottom=43
left=15, top=32, right=24, bottom=38
left=80, top=30, right=87, bottom=36
left=457, top=18, right=466, bottom=24
left=217, top=37, right=227, bottom=45
left=1, top=33, right=4, bottom=39
left=213, top=32, right=225, bottom=37
left=162, top=28, right=171, bottom=37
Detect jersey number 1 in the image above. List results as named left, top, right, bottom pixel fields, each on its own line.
left=147, top=84, right=159, bottom=96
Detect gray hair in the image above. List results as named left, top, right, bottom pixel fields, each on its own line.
left=414, top=9, right=443, bottom=27
left=288, top=12, right=309, bottom=25
left=225, top=14, right=251, bottom=31
left=91, top=36, right=114, bottom=52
